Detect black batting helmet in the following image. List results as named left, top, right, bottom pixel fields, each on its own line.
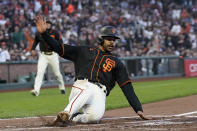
left=98, top=26, right=120, bottom=44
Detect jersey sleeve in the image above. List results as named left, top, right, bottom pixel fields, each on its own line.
left=121, top=83, right=143, bottom=113
left=115, top=60, right=132, bottom=88
left=115, top=60, right=143, bottom=113
left=62, top=45, right=82, bottom=61
left=41, top=31, right=81, bottom=61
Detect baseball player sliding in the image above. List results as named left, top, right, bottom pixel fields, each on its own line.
left=30, top=20, right=66, bottom=96
left=35, top=16, right=150, bottom=124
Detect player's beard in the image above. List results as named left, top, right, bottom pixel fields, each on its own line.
left=107, top=45, right=114, bottom=52
left=103, top=44, right=115, bottom=52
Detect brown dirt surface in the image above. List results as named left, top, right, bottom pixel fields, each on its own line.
left=1, top=94, right=197, bottom=131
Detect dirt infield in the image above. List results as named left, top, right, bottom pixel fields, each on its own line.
left=1, top=94, right=197, bottom=131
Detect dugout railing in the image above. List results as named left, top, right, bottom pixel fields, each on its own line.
left=0, top=56, right=185, bottom=90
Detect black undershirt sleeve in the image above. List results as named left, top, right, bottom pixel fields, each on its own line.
left=121, top=83, right=143, bottom=113
left=41, top=31, right=63, bottom=55
left=41, top=31, right=82, bottom=61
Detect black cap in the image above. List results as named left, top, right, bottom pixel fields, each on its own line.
left=99, top=26, right=120, bottom=39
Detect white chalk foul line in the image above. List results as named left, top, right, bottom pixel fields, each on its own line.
left=186, top=116, right=197, bottom=118
left=173, top=111, right=197, bottom=117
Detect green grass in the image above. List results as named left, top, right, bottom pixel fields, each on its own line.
left=0, top=77, right=197, bottom=118
left=106, top=77, right=197, bottom=109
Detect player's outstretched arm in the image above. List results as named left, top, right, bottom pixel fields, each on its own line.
left=121, top=83, right=151, bottom=120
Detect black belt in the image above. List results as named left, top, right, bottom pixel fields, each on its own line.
left=94, top=82, right=107, bottom=94
left=42, top=52, right=53, bottom=55
left=75, top=77, right=107, bottom=94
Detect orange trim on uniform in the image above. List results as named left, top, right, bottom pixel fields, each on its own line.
left=72, top=85, right=83, bottom=90
left=69, top=86, right=84, bottom=113
left=119, top=80, right=132, bottom=88
left=96, top=55, right=112, bottom=83
left=96, top=56, right=105, bottom=83
left=90, top=49, right=99, bottom=80
left=61, top=44, right=64, bottom=56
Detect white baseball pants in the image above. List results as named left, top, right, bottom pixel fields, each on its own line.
left=34, top=52, right=65, bottom=94
left=64, top=79, right=106, bottom=123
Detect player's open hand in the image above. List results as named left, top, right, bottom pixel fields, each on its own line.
left=35, top=16, right=47, bottom=33
left=137, top=111, right=152, bottom=120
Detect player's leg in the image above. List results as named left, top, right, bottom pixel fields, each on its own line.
left=32, top=53, right=48, bottom=96
left=64, top=85, right=93, bottom=115
left=53, top=80, right=105, bottom=124
left=61, top=80, right=93, bottom=115
left=71, top=83, right=106, bottom=123
left=49, top=53, right=65, bottom=93
left=52, top=86, right=80, bottom=125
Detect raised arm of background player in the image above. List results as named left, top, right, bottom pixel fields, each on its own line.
left=35, top=16, right=82, bottom=60
left=31, top=30, right=63, bottom=52
left=35, top=16, right=150, bottom=120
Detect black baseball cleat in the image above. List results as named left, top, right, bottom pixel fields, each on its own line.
left=61, top=90, right=66, bottom=94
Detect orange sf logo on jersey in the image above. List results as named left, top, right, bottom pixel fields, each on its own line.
left=103, top=58, right=115, bottom=72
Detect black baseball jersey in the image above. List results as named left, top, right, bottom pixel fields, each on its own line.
left=59, top=46, right=131, bottom=94
left=41, top=31, right=143, bottom=113
left=32, top=29, right=63, bottom=52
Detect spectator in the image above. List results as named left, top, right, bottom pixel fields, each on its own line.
left=0, top=0, right=196, bottom=62
left=11, top=26, right=25, bottom=46
left=0, top=42, right=10, bottom=62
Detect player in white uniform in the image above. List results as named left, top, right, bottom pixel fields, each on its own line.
left=30, top=21, right=65, bottom=96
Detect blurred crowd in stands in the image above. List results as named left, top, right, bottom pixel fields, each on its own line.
left=0, top=0, right=197, bottom=62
